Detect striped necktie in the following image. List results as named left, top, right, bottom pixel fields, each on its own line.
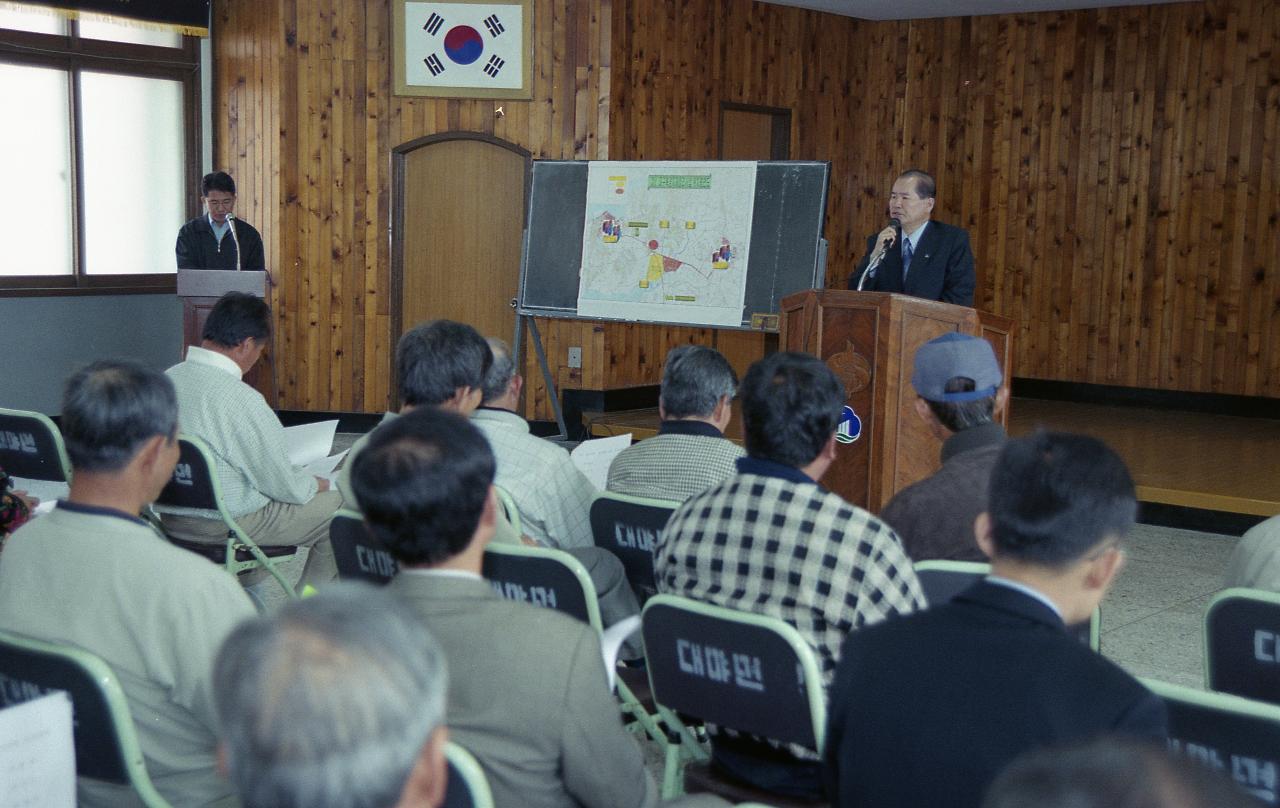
left=902, top=236, right=914, bottom=280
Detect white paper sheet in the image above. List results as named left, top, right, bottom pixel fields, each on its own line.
left=600, top=615, right=642, bottom=692
left=282, top=420, right=339, bottom=466
left=6, top=478, right=67, bottom=517
left=302, top=449, right=349, bottom=483
left=569, top=433, right=632, bottom=491
left=0, top=691, right=76, bottom=808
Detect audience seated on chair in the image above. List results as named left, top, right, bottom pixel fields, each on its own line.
left=878, top=332, right=1008, bottom=562
left=607, top=345, right=745, bottom=502
left=158, top=291, right=341, bottom=590
left=1223, top=514, right=1280, bottom=592
left=214, top=584, right=450, bottom=808
left=0, top=360, right=255, bottom=807
left=471, top=337, right=596, bottom=550
left=338, top=320, right=640, bottom=648
left=982, top=737, right=1259, bottom=808
left=824, top=431, right=1167, bottom=808
left=349, top=407, right=726, bottom=808
left=656, top=350, right=925, bottom=799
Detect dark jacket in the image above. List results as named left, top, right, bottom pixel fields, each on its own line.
left=175, top=216, right=265, bottom=270
left=847, top=219, right=975, bottom=306
left=878, top=421, right=1006, bottom=562
left=823, top=580, right=1167, bottom=808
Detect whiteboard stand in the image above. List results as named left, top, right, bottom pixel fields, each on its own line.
left=511, top=301, right=570, bottom=440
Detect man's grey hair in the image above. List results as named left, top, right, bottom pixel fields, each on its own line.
left=660, top=345, right=738, bottom=419
left=481, top=337, right=517, bottom=403
left=214, top=584, right=448, bottom=808
left=61, top=359, right=178, bottom=473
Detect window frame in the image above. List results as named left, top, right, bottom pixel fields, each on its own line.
left=0, top=19, right=202, bottom=296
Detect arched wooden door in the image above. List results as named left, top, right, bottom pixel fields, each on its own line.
left=392, top=134, right=530, bottom=396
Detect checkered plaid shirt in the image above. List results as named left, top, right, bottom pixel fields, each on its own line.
left=656, top=459, right=924, bottom=756
left=607, top=422, right=745, bottom=502
left=471, top=408, right=596, bottom=549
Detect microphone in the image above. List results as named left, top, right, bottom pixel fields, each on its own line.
left=857, top=218, right=901, bottom=291
left=226, top=213, right=242, bottom=272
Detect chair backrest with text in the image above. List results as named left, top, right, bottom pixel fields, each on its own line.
left=481, top=543, right=600, bottom=629
left=589, top=492, right=678, bottom=603
left=1143, top=677, right=1280, bottom=804
left=641, top=593, right=826, bottom=754
left=0, top=407, right=72, bottom=483
left=1205, top=588, right=1280, bottom=706
left=0, top=629, right=172, bottom=807
left=329, top=508, right=399, bottom=584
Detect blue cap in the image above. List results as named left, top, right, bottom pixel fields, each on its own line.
left=911, top=333, right=1002, bottom=402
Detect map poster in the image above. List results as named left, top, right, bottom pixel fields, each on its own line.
left=576, top=161, right=758, bottom=328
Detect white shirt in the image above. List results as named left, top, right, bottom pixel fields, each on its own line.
left=985, top=574, right=1064, bottom=621
left=163, top=346, right=317, bottom=518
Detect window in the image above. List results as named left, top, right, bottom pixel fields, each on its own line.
left=0, top=5, right=200, bottom=293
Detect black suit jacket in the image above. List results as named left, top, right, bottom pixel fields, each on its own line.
left=846, top=219, right=976, bottom=306
left=175, top=216, right=266, bottom=271
left=823, top=580, right=1167, bottom=808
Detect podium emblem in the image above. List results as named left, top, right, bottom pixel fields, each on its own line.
left=836, top=405, right=862, bottom=445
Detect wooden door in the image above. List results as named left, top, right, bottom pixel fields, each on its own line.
left=397, top=138, right=528, bottom=353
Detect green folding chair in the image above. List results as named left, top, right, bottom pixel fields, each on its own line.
left=913, top=559, right=1101, bottom=651
left=443, top=741, right=495, bottom=808
left=156, top=435, right=299, bottom=598
left=1143, top=677, right=1280, bottom=802
left=641, top=594, right=828, bottom=804
left=493, top=484, right=522, bottom=536
left=0, top=406, right=72, bottom=484
left=481, top=542, right=666, bottom=747
left=589, top=491, right=680, bottom=604
left=328, top=508, right=399, bottom=584
left=0, top=629, right=173, bottom=807
left=1204, top=587, right=1280, bottom=706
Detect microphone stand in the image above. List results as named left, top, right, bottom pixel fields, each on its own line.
left=227, top=215, right=242, bottom=272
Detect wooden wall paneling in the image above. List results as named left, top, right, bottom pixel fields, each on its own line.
left=213, top=0, right=1280, bottom=413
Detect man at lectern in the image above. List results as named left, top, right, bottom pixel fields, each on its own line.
left=847, top=169, right=975, bottom=306
left=175, top=171, right=266, bottom=271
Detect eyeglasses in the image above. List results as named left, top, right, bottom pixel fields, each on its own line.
left=204, top=198, right=236, bottom=209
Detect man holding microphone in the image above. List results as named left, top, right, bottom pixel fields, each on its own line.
left=175, top=171, right=266, bottom=271
left=848, top=169, right=975, bottom=306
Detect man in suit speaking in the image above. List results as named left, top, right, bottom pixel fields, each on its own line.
left=847, top=169, right=975, bottom=306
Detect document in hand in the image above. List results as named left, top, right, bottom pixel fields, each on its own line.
left=569, top=433, right=632, bottom=490
left=282, top=420, right=349, bottom=481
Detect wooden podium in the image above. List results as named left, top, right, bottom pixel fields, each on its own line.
left=177, top=269, right=277, bottom=407
left=779, top=290, right=1014, bottom=514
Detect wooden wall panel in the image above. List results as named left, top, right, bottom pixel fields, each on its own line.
left=613, top=0, right=1280, bottom=399
left=215, top=0, right=612, bottom=413
left=216, top=0, right=1280, bottom=415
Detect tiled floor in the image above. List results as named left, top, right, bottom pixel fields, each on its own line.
left=1099, top=522, right=1238, bottom=690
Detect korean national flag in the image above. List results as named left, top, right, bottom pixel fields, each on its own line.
left=405, top=3, right=524, bottom=90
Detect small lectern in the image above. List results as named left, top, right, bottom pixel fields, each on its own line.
left=176, top=269, right=276, bottom=407
left=779, top=290, right=1014, bottom=513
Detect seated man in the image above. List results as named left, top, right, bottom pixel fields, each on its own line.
left=879, top=332, right=1009, bottom=561
left=214, top=585, right=449, bottom=808
left=607, top=344, right=745, bottom=502
left=339, top=320, right=638, bottom=640
left=160, top=291, right=341, bottom=590
left=1223, top=513, right=1280, bottom=591
left=471, top=337, right=595, bottom=550
left=656, top=351, right=925, bottom=798
left=349, top=408, right=724, bottom=808
left=0, top=360, right=256, bottom=807
left=824, top=431, right=1168, bottom=808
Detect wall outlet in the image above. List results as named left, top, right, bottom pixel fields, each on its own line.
left=567, top=346, right=583, bottom=369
